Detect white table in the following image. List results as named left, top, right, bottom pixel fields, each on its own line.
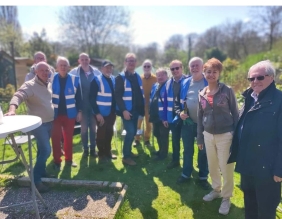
left=0, top=115, right=47, bottom=219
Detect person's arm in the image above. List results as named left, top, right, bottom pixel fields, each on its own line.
left=197, top=95, right=205, bottom=145
left=75, top=83, right=83, bottom=111
left=115, top=75, right=126, bottom=112
left=229, top=87, right=239, bottom=129
left=89, top=79, right=100, bottom=114
left=274, top=100, right=282, bottom=178
left=5, top=83, right=33, bottom=115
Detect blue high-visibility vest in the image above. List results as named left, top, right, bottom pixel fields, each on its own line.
left=52, top=73, right=79, bottom=119
left=94, top=74, right=115, bottom=116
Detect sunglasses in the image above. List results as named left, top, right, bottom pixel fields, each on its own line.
left=170, top=66, right=181, bottom=71
left=247, top=75, right=269, bottom=82
left=144, top=65, right=151, bottom=68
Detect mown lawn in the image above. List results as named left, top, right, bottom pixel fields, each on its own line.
left=0, top=117, right=282, bottom=219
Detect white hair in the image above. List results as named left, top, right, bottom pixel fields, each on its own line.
left=56, top=56, right=70, bottom=66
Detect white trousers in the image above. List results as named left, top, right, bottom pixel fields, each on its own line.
left=203, top=131, right=235, bottom=198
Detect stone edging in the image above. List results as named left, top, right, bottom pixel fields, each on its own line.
left=0, top=174, right=127, bottom=218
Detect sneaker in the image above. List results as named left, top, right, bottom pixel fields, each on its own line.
left=177, top=176, right=191, bottom=184
left=122, top=158, right=136, bottom=166
left=144, top=141, right=152, bottom=147
left=53, top=163, right=61, bottom=171
left=90, top=149, right=98, bottom=157
left=197, top=179, right=211, bottom=190
left=133, top=140, right=141, bottom=147
left=82, top=149, right=89, bottom=157
left=65, top=161, right=78, bottom=167
left=35, top=182, right=50, bottom=193
left=219, top=198, right=231, bottom=215
left=203, top=190, right=221, bottom=201
left=166, top=161, right=180, bottom=169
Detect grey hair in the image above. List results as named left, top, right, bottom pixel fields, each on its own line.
left=56, top=56, right=70, bottom=66
left=189, top=57, right=203, bottom=66
left=34, top=51, right=46, bottom=60
left=143, top=59, right=152, bottom=66
left=34, top=61, right=49, bottom=71
left=156, top=67, right=171, bottom=77
left=248, top=60, right=276, bottom=77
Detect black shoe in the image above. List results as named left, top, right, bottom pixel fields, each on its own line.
left=197, top=179, right=211, bottom=190
left=167, top=161, right=180, bottom=169
left=53, top=163, right=61, bottom=171
left=65, top=161, right=78, bottom=167
left=35, top=182, right=50, bottom=193
left=90, top=149, right=98, bottom=157
left=144, top=141, right=152, bottom=147
left=177, top=176, right=191, bottom=184
left=82, top=149, right=89, bottom=157
left=133, top=140, right=141, bottom=147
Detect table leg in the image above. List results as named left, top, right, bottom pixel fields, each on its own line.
left=9, top=133, right=47, bottom=218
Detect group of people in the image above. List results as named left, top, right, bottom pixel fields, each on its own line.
left=4, top=50, right=282, bottom=219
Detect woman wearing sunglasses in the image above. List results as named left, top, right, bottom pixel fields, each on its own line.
left=197, top=58, right=239, bottom=215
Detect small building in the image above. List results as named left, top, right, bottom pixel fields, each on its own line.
left=0, top=50, right=33, bottom=89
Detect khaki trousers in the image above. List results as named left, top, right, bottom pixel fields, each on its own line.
left=203, top=131, right=235, bottom=198
left=135, top=107, right=152, bottom=142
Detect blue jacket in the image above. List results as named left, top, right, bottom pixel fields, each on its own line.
left=149, top=82, right=166, bottom=120
left=94, top=74, right=115, bottom=116
left=52, top=73, right=80, bottom=119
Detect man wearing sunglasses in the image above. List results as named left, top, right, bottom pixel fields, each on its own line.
left=133, top=59, right=157, bottom=148
left=115, top=53, right=145, bottom=166
left=163, top=60, right=187, bottom=169
left=228, top=60, right=282, bottom=219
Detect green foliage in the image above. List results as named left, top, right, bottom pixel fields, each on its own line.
left=0, top=84, right=15, bottom=100
left=204, top=47, right=227, bottom=62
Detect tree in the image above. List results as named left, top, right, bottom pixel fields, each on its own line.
left=250, top=6, right=282, bottom=50
left=59, top=6, right=131, bottom=58
left=164, top=34, right=184, bottom=51
left=28, top=29, right=53, bottom=64
left=0, top=6, right=23, bottom=56
left=204, top=47, right=227, bottom=62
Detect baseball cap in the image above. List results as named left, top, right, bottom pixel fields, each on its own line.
left=102, top=60, right=114, bottom=67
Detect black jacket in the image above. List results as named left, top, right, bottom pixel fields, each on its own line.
left=228, top=82, right=282, bottom=178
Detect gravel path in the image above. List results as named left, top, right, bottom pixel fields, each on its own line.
left=0, top=186, right=118, bottom=219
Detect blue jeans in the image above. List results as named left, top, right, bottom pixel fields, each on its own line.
left=181, top=122, right=209, bottom=180
left=169, top=121, right=182, bottom=163
left=32, top=122, right=52, bottom=184
left=80, top=110, right=96, bottom=151
left=122, top=112, right=139, bottom=159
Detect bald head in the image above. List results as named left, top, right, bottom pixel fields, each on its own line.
left=35, top=62, right=50, bottom=83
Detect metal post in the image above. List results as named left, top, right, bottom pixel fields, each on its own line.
left=10, top=41, right=17, bottom=90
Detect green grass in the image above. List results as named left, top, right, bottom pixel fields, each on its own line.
left=0, top=117, right=282, bottom=219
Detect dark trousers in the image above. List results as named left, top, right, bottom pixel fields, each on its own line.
left=181, top=122, right=209, bottom=179
left=153, top=121, right=169, bottom=159
left=169, top=121, right=182, bottom=163
left=96, top=112, right=116, bottom=157
left=241, top=174, right=281, bottom=219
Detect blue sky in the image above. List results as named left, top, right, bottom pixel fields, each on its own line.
left=17, top=5, right=252, bottom=48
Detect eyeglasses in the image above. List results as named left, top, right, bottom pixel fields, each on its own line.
left=247, top=75, right=269, bottom=82
left=143, top=65, right=151, bottom=68
left=170, top=66, right=181, bottom=71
